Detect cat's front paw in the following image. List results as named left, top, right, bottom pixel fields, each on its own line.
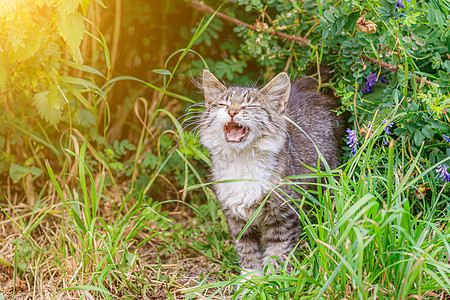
left=264, top=256, right=292, bottom=275
left=234, top=269, right=265, bottom=295
left=236, top=269, right=264, bottom=288
left=240, top=269, right=264, bottom=278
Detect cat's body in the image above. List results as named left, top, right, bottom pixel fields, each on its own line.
left=199, top=69, right=344, bottom=273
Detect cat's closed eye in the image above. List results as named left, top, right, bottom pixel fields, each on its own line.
left=210, top=103, right=227, bottom=108
left=242, top=105, right=260, bottom=109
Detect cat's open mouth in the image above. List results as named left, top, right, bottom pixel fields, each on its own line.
left=224, top=122, right=249, bottom=143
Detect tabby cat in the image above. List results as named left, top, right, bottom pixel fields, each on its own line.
left=199, top=68, right=344, bottom=275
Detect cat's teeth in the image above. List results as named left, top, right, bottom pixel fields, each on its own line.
left=224, top=121, right=249, bottom=143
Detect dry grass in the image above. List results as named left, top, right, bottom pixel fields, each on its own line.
left=0, top=169, right=233, bottom=299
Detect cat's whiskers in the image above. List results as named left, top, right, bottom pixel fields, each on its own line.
left=191, top=115, right=219, bottom=137
left=179, top=108, right=206, bottom=123
left=187, top=118, right=210, bottom=131
left=188, top=117, right=212, bottom=136
left=266, top=119, right=290, bottom=141
left=251, top=116, right=289, bottom=142
left=181, top=115, right=204, bottom=127
left=182, top=122, right=199, bottom=132
left=181, top=111, right=213, bottom=129
left=181, top=114, right=208, bottom=125
left=185, top=102, right=206, bottom=110
left=179, top=110, right=205, bottom=120
left=268, top=121, right=291, bottom=145
left=247, top=120, right=264, bottom=141
left=181, top=118, right=203, bottom=129
left=189, top=124, right=205, bottom=139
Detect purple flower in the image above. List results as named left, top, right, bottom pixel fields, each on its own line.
left=382, top=119, right=394, bottom=135
left=382, top=119, right=394, bottom=145
left=397, top=0, right=405, bottom=9
left=360, top=72, right=378, bottom=94
left=379, top=73, right=389, bottom=84
left=443, top=134, right=450, bottom=142
left=346, top=128, right=359, bottom=157
left=436, top=164, right=450, bottom=183
left=360, top=72, right=390, bottom=94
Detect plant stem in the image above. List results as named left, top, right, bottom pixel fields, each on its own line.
left=387, top=138, right=395, bottom=208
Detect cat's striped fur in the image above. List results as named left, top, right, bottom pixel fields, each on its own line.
left=199, top=69, right=344, bottom=274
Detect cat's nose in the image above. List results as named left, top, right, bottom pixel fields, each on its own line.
left=228, top=109, right=238, bottom=118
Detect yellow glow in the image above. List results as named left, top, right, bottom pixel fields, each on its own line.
left=0, top=0, right=25, bottom=8
left=0, top=0, right=34, bottom=13
left=0, top=1, right=20, bottom=17
left=0, top=0, right=39, bottom=22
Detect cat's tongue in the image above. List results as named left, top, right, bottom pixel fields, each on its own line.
left=224, top=122, right=249, bottom=143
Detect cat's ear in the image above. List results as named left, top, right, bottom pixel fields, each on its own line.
left=203, top=69, right=227, bottom=106
left=260, top=72, right=291, bottom=113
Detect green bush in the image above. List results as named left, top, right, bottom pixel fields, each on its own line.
left=0, top=0, right=106, bottom=180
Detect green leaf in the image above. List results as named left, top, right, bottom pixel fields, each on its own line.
left=322, top=27, right=329, bottom=39
left=324, top=11, right=335, bottom=22
left=9, top=25, right=42, bottom=63
left=9, top=163, right=43, bottom=183
left=415, top=37, right=426, bottom=47
left=413, top=130, right=425, bottom=146
left=59, top=58, right=105, bottom=78
left=60, top=75, right=103, bottom=94
left=421, top=125, right=434, bottom=139
left=80, top=0, right=92, bottom=15
left=436, top=9, right=445, bottom=28
left=152, top=69, right=172, bottom=76
left=428, top=9, right=436, bottom=26
left=185, top=292, right=197, bottom=299
left=438, top=70, right=450, bottom=82
left=402, top=36, right=412, bottom=44
left=343, top=11, right=358, bottom=32
left=380, top=0, right=392, bottom=9
left=444, top=60, right=450, bottom=73
left=394, top=127, right=407, bottom=135
left=60, top=285, right=112, bottom=295
left=57, top=0, right=82, bottom=16
left=33, top=82, right=63, bottom=126
left=376, top=6, right=390, bottom=16
left=56, top=11, right=85, bottom=66
left=142, top=153, right=159, bottom=169
left=289, top=0, right=302, bottom=12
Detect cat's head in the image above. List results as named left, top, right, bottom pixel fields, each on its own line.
left=200, top=69, right=290, bottom=151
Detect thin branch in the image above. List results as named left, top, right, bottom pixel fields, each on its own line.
left=188, top=0, right=309, bottom=44
left=360, top=54, right=398, bottom=72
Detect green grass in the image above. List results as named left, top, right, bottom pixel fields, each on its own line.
left=184, top=115, right=450, bottom=299
left=4, top=88, right=449, bottom=299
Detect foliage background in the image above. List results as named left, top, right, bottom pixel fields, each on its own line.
left=1, top=0, right=450, bottom=299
